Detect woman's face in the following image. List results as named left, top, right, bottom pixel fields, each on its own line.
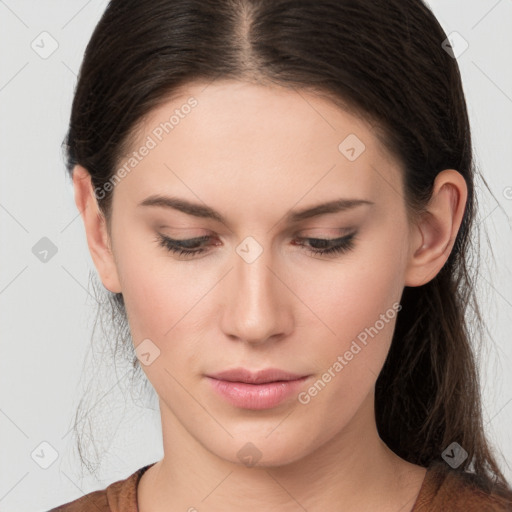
left=97, top=80, right=418, bottom=466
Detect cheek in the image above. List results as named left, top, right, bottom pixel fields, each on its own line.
left=110, top=226, right=179, bottom=340
left=117, top=257, right=207, bottom=405
left=120, top=258, right=199, bottom=342
left=295, top=234, right=405, bottom=385
left=301, top=240, right=403, bottom=335
left=114, top=240, right=222, bottom=383
left=300, top=269, right=398, bottom=375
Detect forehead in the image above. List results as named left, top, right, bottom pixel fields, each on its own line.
left=138, top=79, right=383, bottom=156
left=113, top=80, right=403, bottom=219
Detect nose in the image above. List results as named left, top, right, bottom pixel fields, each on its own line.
left=220, top=241, right=293, bottom=346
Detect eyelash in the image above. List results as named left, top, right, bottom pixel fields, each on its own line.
left=154, top=232, right=357, bottom=258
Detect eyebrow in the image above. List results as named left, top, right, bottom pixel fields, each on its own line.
left=138, top=195, right=374, bottom=225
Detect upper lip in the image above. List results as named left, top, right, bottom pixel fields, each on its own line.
left=207, top=368, right=308, bottom=384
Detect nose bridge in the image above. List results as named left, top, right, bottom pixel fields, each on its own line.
left=237, top=242, right=275, bottom=302
left=223, top=235, right=289, bottom=343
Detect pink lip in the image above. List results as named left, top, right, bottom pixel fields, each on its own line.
left=205, top=368, right=310, bottom=410
left=207, top=367, right=307, bottom=384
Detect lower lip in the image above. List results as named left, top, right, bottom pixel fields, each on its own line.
left=206, top=376, right=309, bottom=410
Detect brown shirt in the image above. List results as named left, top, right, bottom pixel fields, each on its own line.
left=48, top=460, right=512, bottom=511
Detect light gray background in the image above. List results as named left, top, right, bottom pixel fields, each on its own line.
left=1, top=1, right=511, bottom=510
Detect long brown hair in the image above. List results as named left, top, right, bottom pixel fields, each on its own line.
left=63, top=0, right=512, bottom=494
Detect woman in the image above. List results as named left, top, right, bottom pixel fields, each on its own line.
left=50, top=0, right=512, bottom=510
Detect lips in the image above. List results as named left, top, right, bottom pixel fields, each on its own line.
left=206, top=367, right=308, bottom=384
left=205, top=368, right=311, bottom=409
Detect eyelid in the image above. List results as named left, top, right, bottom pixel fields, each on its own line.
left=296, top=226, right=354, bottom=235
left=159, top=229, right=353, bottom=243
left=155, top=230, right=358, bottom=260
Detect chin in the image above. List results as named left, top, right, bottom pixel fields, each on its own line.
left=206, top=433, right=316, bottom=469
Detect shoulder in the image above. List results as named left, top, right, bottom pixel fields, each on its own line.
left=47, top=487, right=109, bottom=512
left=47, top=463, right=156, bottom=512
left=413, top=460, right=512, bottom=511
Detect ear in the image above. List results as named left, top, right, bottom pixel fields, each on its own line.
left=404, top=169, right=468, bottom=287
left=72, top=165, right=122, bottom=294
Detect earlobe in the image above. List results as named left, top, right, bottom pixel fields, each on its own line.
left=404, top=169, right=468, bottom=287
left=72, top=165, right=122, bottom=294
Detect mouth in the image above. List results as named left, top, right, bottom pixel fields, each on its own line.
left=206, top=367, right=309, bottom=384
left=205, top=368, right=311, bottom=410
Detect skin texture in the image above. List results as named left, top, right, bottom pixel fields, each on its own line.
left=73, top=80, right=468, bottom=512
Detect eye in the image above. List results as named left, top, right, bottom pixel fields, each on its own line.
left=293, top=233, right=357, bottom=256
left=154, top=232, right=357, bottom=259
left=155, top=234, right=212, bottom=257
